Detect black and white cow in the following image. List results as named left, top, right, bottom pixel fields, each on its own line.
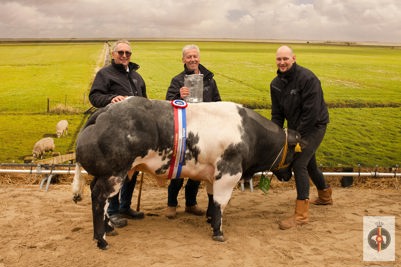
left=72, top=96, right=302, bottom=249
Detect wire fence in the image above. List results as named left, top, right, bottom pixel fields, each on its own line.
left=1, top=163, right=399, bottom=178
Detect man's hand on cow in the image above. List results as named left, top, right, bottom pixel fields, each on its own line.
left=111, top=95, right=127, bottom=103
left=179, top=87, right=190, bottom=98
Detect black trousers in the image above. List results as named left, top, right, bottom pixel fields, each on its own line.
left=108, top=171, right=139, bottom=216
left=167, top=178, right=200, bottom=207
left=292, top=125, right=328, bottom=200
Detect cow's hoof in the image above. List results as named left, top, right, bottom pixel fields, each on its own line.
left=97, top=239, right=109, bottom=250
left=212, top=235, right=225, bottom=242
left=73, top=194, right=82, bottom=203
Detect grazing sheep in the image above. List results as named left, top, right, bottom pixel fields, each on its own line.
left=32, top=137, right=55, bottom=159
left=56, top=120, right=68, bottom=138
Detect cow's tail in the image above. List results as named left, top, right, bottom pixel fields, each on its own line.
left=72, top=162, right=85, bottom=203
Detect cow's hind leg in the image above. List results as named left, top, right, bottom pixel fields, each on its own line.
left=90, top=175, right=123, bottom=249
left=90, top=176, right=109, bottom=249
left=211, top=173, right=241, bottom=242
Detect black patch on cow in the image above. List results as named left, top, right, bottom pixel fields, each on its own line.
left=186, top=131, right=200, bottom=162
left=155, top=162, right=170, bottom=175
left=215, top=143, right=244, bottom=180
left=155, top=130, right=201, bottom=175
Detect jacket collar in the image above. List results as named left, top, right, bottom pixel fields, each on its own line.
left=184, top=63, right=212, bottom=78
left=111, top=59, right=140, bottom=73
left=277, top=62, right=297, bottom=82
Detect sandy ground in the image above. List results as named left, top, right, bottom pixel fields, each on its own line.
left=0, top=174, right=400, bottom=267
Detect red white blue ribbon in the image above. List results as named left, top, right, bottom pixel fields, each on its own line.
left=168, top=100, right=188, bottom=179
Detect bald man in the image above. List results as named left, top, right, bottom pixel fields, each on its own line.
left=270, top=45, right=332, bottom=230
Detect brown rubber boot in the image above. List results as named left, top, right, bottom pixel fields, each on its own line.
left=310, top=187, right=333, bottom=205
left=185, top=205, right=204, bottom=216
left=279, top=199, right=309, bottom=230
left=165, top=206, right=177, bottom=219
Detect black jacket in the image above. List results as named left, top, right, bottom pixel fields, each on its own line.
left=89, top=60, right=147, bottom=108
left=166, top=64, right=221, bottom=102
left=270, top=63, right=329, bottom=136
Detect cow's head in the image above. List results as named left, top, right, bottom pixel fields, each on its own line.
left=272, top=129, right=305, bottom=181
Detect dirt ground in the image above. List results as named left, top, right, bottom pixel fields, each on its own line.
left=0, top=173, right=400, bottom=267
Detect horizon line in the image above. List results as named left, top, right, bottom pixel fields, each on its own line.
left=1, top=37, right=400, bottom=47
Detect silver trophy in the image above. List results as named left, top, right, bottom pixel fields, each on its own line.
left=184, top=74, right=203, bottom=103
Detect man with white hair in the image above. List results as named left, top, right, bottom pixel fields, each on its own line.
left=165, top=44, right=221, bottom=219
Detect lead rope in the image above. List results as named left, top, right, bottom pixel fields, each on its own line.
left=260, top=128, right=288, bottom=194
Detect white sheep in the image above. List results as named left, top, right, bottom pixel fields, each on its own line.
left=32, top=137, right=55, bottom=159
left=56, top=120, right=68, bottom=138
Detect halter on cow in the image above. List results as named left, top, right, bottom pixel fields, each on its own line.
left=72, top=96, right=302, bottom=249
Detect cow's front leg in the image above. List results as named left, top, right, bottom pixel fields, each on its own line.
left=210, top=200, right=224, bottom=241
left=90, top=176, right=110, bottom=250
left=206, top=193, right=214, bottom=224
left=205, top=182, right=214, bottom=224
left=211, top=173, right=241, bottom=242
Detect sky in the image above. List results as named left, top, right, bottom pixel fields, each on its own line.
left=1, top=0, right=401, bottom=44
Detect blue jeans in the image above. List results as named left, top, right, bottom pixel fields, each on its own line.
left=108, top=172, right=139, bottom=216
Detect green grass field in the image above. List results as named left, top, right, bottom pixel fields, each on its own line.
left=0, top=42, right=102, bottom=113
left=1, top=41, right=400, bottom=167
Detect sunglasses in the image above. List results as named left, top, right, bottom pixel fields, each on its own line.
left=116, top=50, right=132, bottom=57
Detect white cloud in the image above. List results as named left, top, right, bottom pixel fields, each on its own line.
left=0, top=0, right=400, bottom=43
